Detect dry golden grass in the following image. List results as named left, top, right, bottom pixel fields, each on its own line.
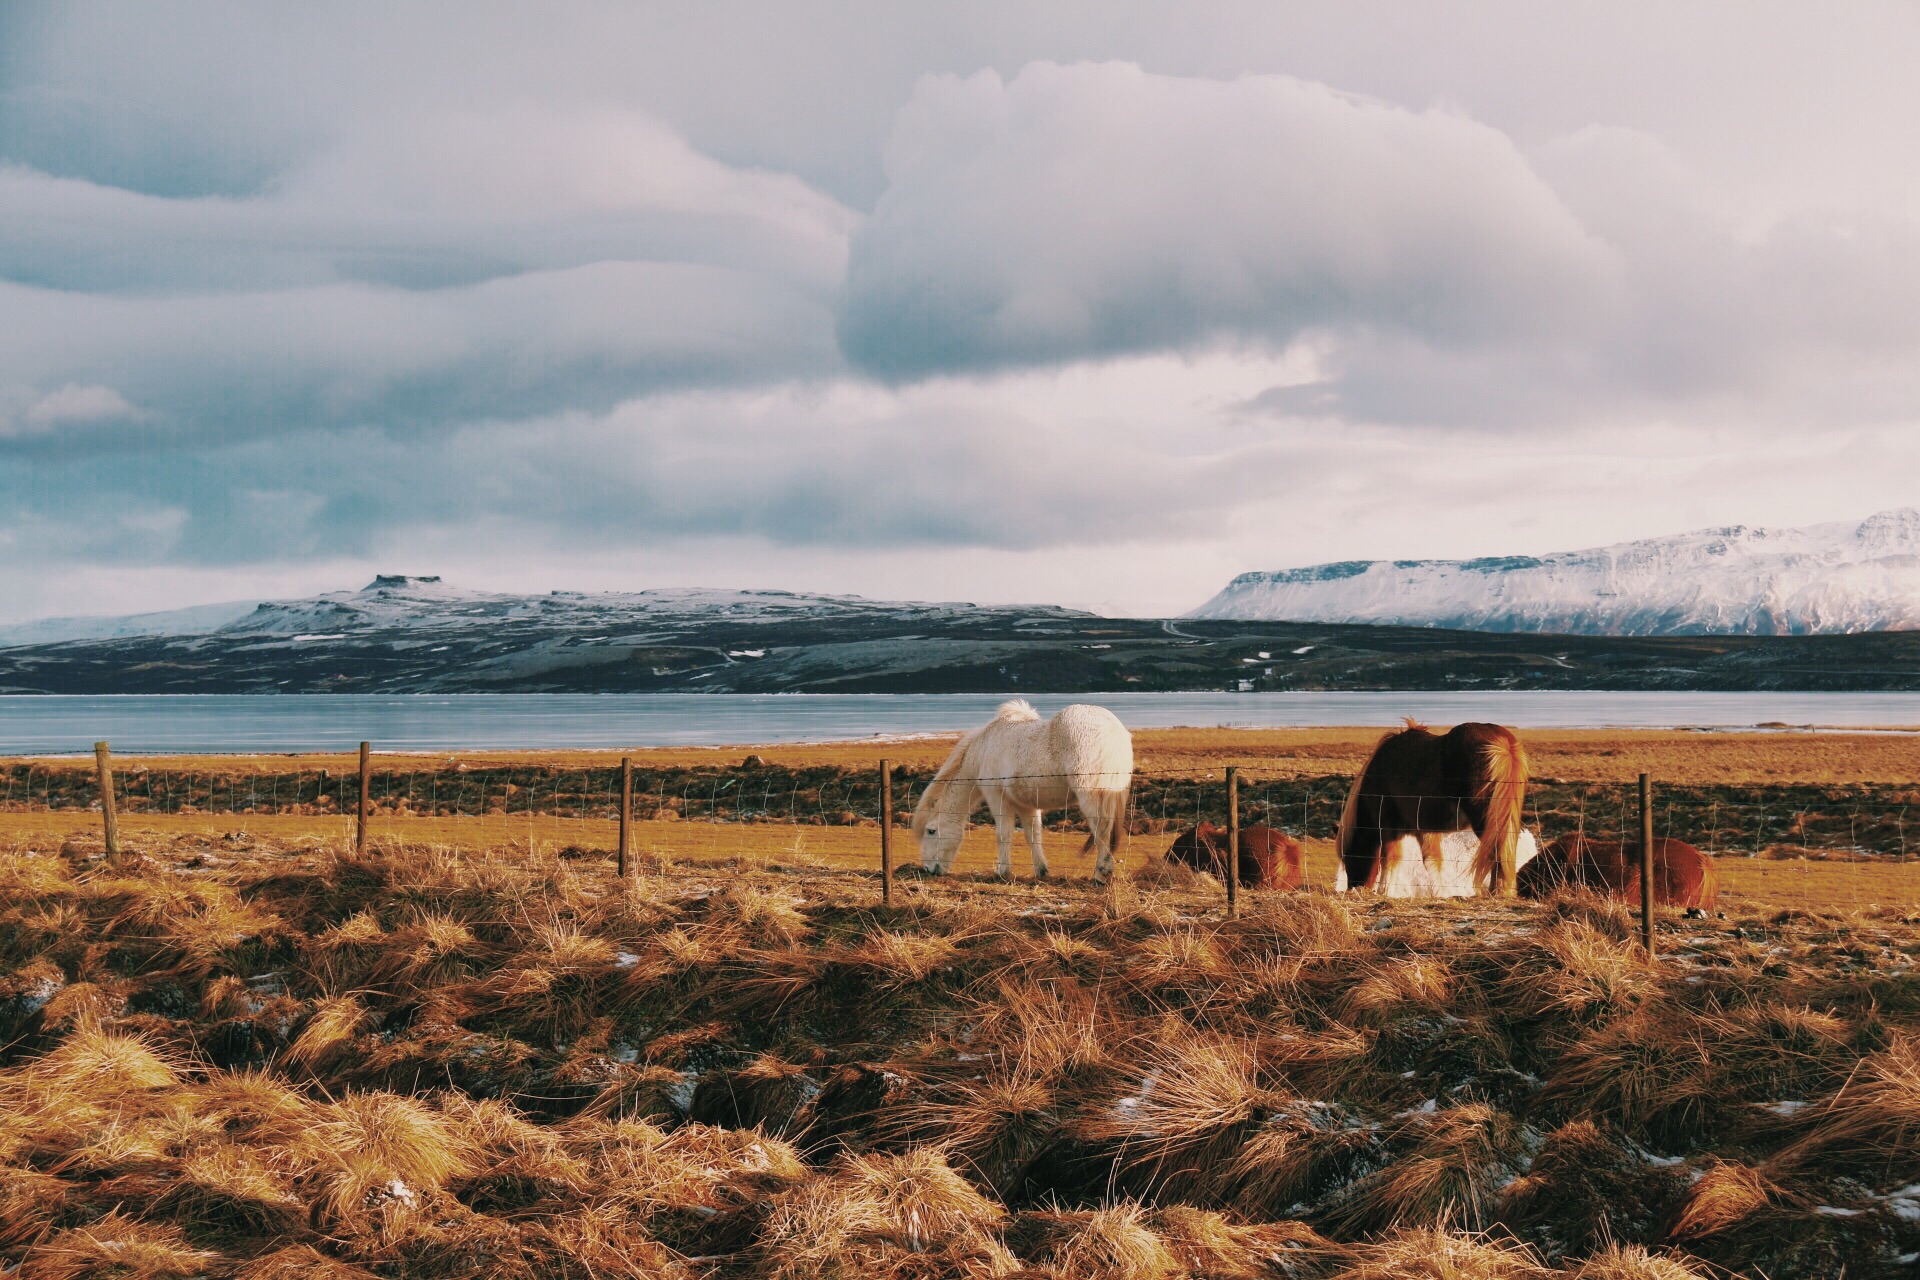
left=1328, top=1225, right=1550, bottom=1279
left=757, top=1148, right=1015, bottom=1279
left=1, top=815, right=1915, bottom=1279
left=1666, top=1159, right=1780, bottom=1241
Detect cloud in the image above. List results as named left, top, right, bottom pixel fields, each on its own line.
left=0, top=350, right=1317, bottom=579
left=839, top=62, right=1617, bottom=379
left=0, top=102, right=860, bottom=454
left=0, top=263, right=839, bottom=454
left=840, top=62, right=1920, bottom=436
left=17, top=383, right=140, bottom=430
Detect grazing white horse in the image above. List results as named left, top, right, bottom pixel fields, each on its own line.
left=1334, top=828, right=1540, bottom=897
left=913, top=700, right=1133, bottom=882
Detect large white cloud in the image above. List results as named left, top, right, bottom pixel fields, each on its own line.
left=840, top=61, right=1920, bottom=437
left=840, top=62, right=1618, bottom=377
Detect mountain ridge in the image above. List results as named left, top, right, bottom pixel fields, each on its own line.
left=1, top=573, right=1918, bottom=693
left=1190, top=509, right=1920, bottom=635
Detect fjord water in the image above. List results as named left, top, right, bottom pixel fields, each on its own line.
left=4, top=692, right=1919, bottom=755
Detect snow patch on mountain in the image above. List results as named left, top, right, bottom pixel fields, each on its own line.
left=1190, top=510, right=1920, bottom=635
left=0, top=600, right=260, bottom=648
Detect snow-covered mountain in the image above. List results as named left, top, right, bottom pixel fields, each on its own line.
left=1189, top=509, right=1920, bottom=635
left=0, top=576, right=1085, bottom=652
left=212, top=575, right=1059, bottom=637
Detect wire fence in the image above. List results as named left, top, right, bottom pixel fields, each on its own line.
left=3, top=754, right=1915, bottom=864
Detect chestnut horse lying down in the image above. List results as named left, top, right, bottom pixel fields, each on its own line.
left=1517, top=834, right=1720, bottom=909
left=1164, top=823, right=1304, bottom=890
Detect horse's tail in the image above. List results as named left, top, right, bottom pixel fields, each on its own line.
left=1692, top=846, right=1721, bottom=910
left=1474, top=728, right=1531, bottom=897
left=1078, top=788, right=1130, bottom=863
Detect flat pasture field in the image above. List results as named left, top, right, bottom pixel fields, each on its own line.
left=7, top=727, right=1917, bottom=914
left=4, top=812, right=1916, bottom=915
left=20, top=723, right=1920, bottom=783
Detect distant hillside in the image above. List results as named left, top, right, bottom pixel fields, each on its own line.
left=3, top=576, right=1919, bottom=693
left=1192, top=509, right=1920, bottom=635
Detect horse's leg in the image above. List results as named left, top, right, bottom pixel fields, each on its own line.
left=1089, top=790, right=1120, bottom=883
left=1022, top=809, right=1047, bottom=878
left=984, top=792, right=1016, bottom=879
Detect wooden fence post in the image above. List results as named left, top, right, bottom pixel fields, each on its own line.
left=618, top=757, right=633, bottom=879
left=880, top=759, right=893, bottom=905
left=357, top=742, right=371, bottom=856
left=1225, top=765, right=1240, bottom=919
left=1639, top=772, right=1656, bottom=958
left=95, top=741, right=120, bottom=865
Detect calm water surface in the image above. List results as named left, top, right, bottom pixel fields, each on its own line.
left=4, top=692, right=1919, bottom=755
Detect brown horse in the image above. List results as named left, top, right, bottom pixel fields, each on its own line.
left=1336, top=721, right=1530, bottom=896
left=1518, top=834, right=1720, bottom=909
left=1165, top=823, right=1303, bottom=890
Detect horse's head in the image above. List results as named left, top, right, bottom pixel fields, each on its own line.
left=917, top=816, right=963, bottom=872
left=912, top=778, right=966, bottom=873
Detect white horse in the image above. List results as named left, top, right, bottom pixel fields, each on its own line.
left=1334, top=828, right=1540, bottom=897
left=913, top=700, right=1133, bottom=882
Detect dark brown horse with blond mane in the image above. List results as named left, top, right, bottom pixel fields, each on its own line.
left=1336, top=721, right=1531, bottom=896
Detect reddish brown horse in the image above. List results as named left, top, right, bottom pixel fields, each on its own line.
left=1336, top=721, right=1531, bottom=896
left=1518, top=834, right=1720, bottom=909
left=1165, top=823, right=1303, bottom=890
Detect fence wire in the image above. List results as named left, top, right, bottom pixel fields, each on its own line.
left=3, top=757, right=1916, bottom=866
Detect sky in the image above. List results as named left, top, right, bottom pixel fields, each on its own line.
left=3, top=2, right=1919, bottom=622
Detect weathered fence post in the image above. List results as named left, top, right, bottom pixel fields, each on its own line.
left=618, top=757, right=633, bottom=879
left=880, top=758, right=893, bottom=905
left=1225, top=765, right=1240, bottom=918
left=95, top=741, right=120, bottom=865
left=357, top=742, right=371, bottom=856
left=1639, top=772, right=1656, bottom=958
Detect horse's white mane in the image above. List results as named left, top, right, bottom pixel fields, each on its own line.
left=995, top=699, right=1040, bottom=722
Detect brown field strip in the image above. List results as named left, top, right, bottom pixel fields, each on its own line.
left=10, top=725, right=1920, bottom=784
left=7, top=810, right=1914, bottom=912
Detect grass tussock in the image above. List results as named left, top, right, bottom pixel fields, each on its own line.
left=1665, top=1158, right=1780, bottom=1240
left=1770, top=1033, right=1920, bottom=1180
left=1012, top=1203, right=1179, bottom=1280
left=757, top=1148, right=1014, bottom=1279
left=16, top=1211, right=218, bottom=1280
left=1320, top=1103, right=1533, bottom=1235
left=233, top=1246, right=382, bottom=1280
left=1562, top=1244, right=1712, bottom=1280
left=1329, top=1225, right=1549, bottom=1280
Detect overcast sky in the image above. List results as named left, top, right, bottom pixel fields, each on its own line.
left=3, top=2, right=1919, bottom=621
